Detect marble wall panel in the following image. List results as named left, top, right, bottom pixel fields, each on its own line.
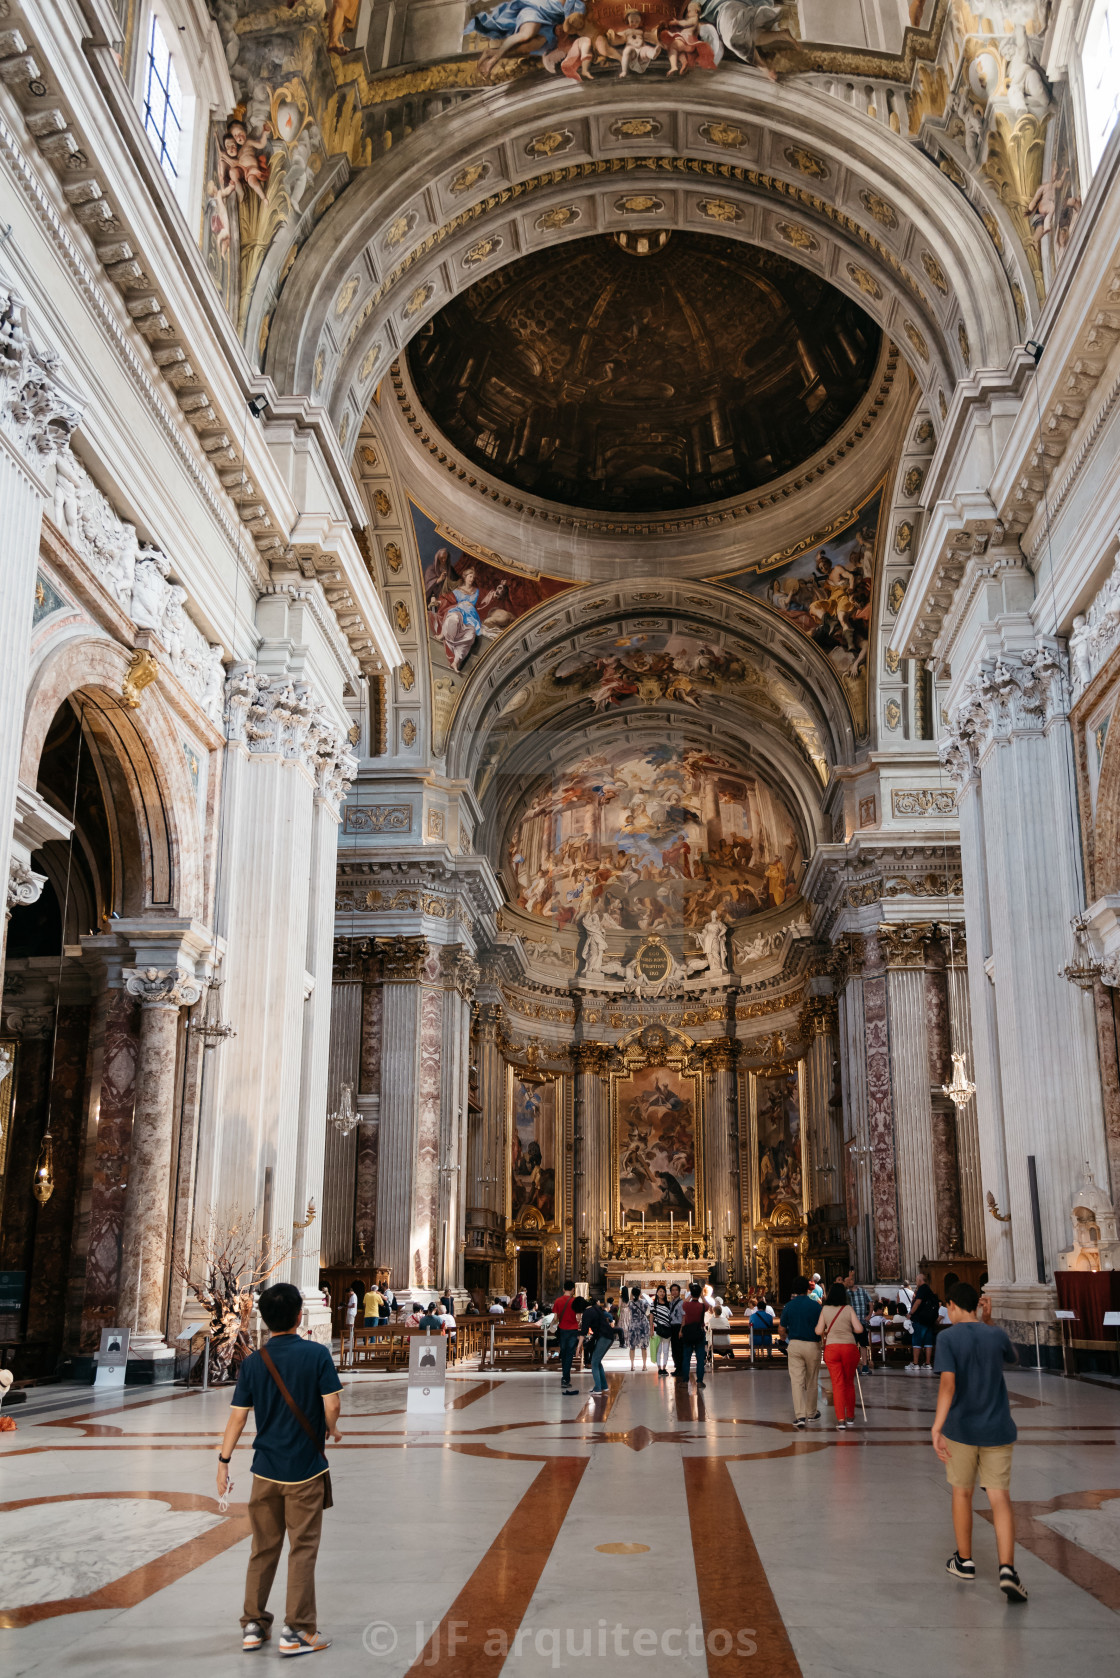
left=414, top=986, right=442, bottom=1290
left=862, top=973, right=901, bottom=1279
left=79, top=988, right=139, bottom=1346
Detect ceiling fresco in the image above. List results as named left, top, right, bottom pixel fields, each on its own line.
left=406, top=232, right=882, bottom=514
left=506, top=741, right=804, bottom=934
left=708, top=483, right=886, bottom=736
left=408, top=498, right=573, bottom=750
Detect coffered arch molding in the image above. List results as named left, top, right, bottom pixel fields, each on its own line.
left=269, top=74, right=1021, bottom=461
left=446, top=581, right=857, bottom=787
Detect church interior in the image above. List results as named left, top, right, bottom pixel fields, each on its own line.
left=1, top=2, right=1120, bottom=1672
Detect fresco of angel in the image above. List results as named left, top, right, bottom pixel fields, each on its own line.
left=468, top=0, right=589, bottom=80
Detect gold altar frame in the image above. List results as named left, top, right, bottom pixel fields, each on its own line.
left=743, top=1061, right=809, bottom=1289
left=504, top=1063, right=566, bottom=1299
left=609, top=1053, right=705, bottom=1236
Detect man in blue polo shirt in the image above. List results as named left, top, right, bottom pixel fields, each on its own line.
left=932, top=1282, right=1027, bottom=1603
left=779, top=1275, right=823, bottom=1428
left=217, top=1282, right=343, bottom=1655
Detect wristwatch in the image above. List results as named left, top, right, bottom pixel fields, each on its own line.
left=218, top=1453, right=232, bottom=1463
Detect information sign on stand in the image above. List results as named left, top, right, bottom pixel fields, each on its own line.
left=406, top=1332, right=446, bottom=1414
left=94, top=1326, right=130, bottom=1389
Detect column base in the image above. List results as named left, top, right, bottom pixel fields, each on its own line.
left=301, top=1296, right=333, bottom=1349
left=124, top=1338, right=176, bottom=1385
left=984, top=1282, right=1062, bottom=1367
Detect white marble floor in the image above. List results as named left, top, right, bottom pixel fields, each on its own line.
left=1, top=1348, right=1118, bottom=1677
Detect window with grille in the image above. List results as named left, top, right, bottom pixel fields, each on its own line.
left=142, top=13, right=183, bottom=183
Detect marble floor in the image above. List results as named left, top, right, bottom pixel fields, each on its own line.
left=2, top=1347, right=1118, bottom=1676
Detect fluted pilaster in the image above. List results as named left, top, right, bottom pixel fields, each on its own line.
left=374, top=937, right=427, bottom=1290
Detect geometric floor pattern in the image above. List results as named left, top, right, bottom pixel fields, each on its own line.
left=2, top=1348, right=1118, bottom=1676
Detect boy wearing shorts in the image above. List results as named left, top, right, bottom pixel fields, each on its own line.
left=931, top=1281, right=1028, bottom=1602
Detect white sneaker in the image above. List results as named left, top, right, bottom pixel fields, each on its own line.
left=923, top=1364, right=936, bottom=1375
left=905, top=1364, right=918, bottom=1375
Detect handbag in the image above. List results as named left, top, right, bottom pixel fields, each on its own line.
left=259, top=1344, right=334, bottom=1510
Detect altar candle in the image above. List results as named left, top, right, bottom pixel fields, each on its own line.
left=670, top=1212, right=674, bottom=1232
left=642, top=1210, right=645, bottom=1228
left=689, top=1212, right=693, bottom=1229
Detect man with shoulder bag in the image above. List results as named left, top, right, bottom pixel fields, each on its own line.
left=217, top=1282, right=343, bottom=1656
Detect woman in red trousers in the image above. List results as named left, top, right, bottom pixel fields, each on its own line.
left=816, top=1281, right=864, bottom=1430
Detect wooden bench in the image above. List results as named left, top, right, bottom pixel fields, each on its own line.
left=480, top=1321, right=544, bottom=1370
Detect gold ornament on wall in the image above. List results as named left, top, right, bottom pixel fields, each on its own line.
left=903, top=320, right=929, bottom=362
left=401, top=718, right=417, bottom=746
left=610, top=117, right=660, bottom=138
left=535, top=204, right=580, bottom=231
left=385, top=542, right=403, bottom=572
left=121, top=649, right=159, bottom=709
left=384, top=210, right=418, bottom=250
left=921, top=250, right=948, bottom=294
left=375, top=490, right=391, bottom=516
left=776, top=221, right=818, bottom=253
left=399, top=661, right=415, bottom=691
left=859, top=188, right=898, bottom=229
left=784, top=145, right=829, bottom=179
left=697, top=198, right=742, bottom=223
left=884, top=697, right=902, bottom=730
left=887, top=579, right=907, bottom=613
left=700, top=120, right=747, bottom=149
left=463, top=236, right=502, bottom=268
left=957, top=320, right=971, bottom=368
left=335, top=275, right=359, bottom=317
left=884, top=647, right=901, bottom=673
left=394, top=600, right=411, bottom=633
left=895, top=520, right=913, bottom=553
left=903, top=466, right=924, bottom=497
left=402, top=282, right=434, bottom=320
left=983, top=112, right=1049, bottom=302
left=526, top=129, right=573, bottom=159
left=450, top=160, right=490, bottom=194
left=846, top=262, right=882, bottom=300
left=359, top=343, right=382, bottom=382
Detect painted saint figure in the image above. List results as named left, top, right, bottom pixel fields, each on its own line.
left=468, top=0, right=588, bottom=79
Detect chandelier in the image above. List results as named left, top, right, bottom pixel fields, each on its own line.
left=941, top=1051, right=976, bottom=1110
left=328, top=1082, right=359, bottom=1136
left=1061, top=913, right=1104, bottom=990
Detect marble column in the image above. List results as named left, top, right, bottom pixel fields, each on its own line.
left=800, top=996, right=842, bottom=1212
left=879, top=924, right=940, bottom=1276
left=924, top=935, right=965, bottom=1259
left=943, top=644, right=1109, bottom=1314
left=414, top=977, right=443, bottom=1293
left=836, top=936, right=874, bottom=1278
left=946, top=934, right=984, bottom=1260
left=472, top=1002, right=504, bottom=1219
left=0, top=289, right=80, bottom=987
left=194, top=672, right=353, bottom=1287
left=290, top=755, right=351, bottom=1337
left=703, top=1040, right=739, bottom=1280
left=861, top=935, right=902, bottom=1279
left=321, top=967, right=361, bottom=1269
left=373, top=936, right=427, bottom=1293
left=354, top=951, right=382, bottom=1262
left=117, top=965, right=199, bottom=1371
left=438, top=947, right=476, bottom=1293
left=76, top=963, right=139, bottom=1348
left=573, top=1044, right=610, bottom=1283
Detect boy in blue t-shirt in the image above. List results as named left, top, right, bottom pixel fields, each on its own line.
left=931, top=1282, right=1027, bottom=1603
left=218, top=1282, right=343, bottom=1654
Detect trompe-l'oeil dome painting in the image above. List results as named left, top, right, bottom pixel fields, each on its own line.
left=407, top=232, right=881, bottom=514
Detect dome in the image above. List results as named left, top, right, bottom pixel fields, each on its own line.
left=406, top=231, right=881, bottom=515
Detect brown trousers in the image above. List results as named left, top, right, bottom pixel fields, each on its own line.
left=242, top=1472, right=326, bottom=1635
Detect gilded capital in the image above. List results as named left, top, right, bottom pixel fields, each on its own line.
left=702, top=1039, right=738, bottom=1072
left=798, top=995, right=839, bottom=1038
left=123, top=965, right=202, bottom=1009
left=374, top=935, right=429, bottom=982
left=440, top=943, right=479, bottom=999
left=573, top=1041, right=613, bottom=1076
left=877, top=922, right=936, bottom=968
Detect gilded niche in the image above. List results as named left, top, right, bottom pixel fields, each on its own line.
left=407, top=233, right=880, bottom=515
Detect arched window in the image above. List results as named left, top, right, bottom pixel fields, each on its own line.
left=141, top=13, right=184, bottom=185
left=1081, top=0, right=1120, bottom=175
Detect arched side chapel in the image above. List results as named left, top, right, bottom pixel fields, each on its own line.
left=0, top=0, right=1117, bottom=1380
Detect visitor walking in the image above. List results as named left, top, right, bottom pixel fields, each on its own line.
left=344, top=1284, right=358, bottom=1354
left=816, top=1280, right=863, bottom=1430
left=552, top=1286, right=583, bottom=1395
left=626, top=1286, right=651, bottom=1371
left=617, top=1286, right=632, bottom=1349
left=779, top=1275, right=822, bottom=1428
left=668, top=1282, right=685, bottom=1375
left=932, top=1283, right=1027, bottom=1602
left=583, top=1297, right=616, bottom=1393
left=651, top=1285, right=673, bottom=1375
left=844, top=1269, right=873, bottom=1372
left=218, top=1281, right=342, bottom=1656
left=908, top=1270, right=940, bottom=1374
left=678, top=1282, right=711, bottom=1387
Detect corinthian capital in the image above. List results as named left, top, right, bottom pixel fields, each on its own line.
left=439, top=943, right=479, bottom=999
left=374, top=935, right=429, bottom=982
left=8, top=858, right=47, bottom=909
left=944, top=642, right=1068, bottom=778
left=877, top=922, right=936, bottom=968
left=0, top=291, right=81, bottom=466
left=123, top=965, right=202, bottom=1009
